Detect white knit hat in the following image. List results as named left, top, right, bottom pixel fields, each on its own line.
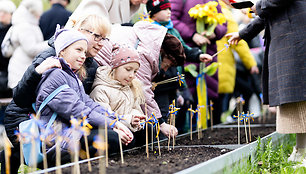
left=54, top=25, right=88, bottom=56
left=0, top=0, right=16, bottom=14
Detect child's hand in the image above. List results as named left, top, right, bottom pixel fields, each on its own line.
left=35, top=57, right=61, bottom=74
left=114, top=122, right=134, bottom=145
left=250, top=66, right=259, bottom=74
left=160, top=122, right=178, bottom=138
left=199, top=54, right=213, bottom=63
left=131, top=115, right=146, bottom=128
left=177, top=95, right=184, bottom=106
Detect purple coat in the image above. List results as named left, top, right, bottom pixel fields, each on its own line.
left=170, top=0, right=227, bottom=99
left=35, top=58, right=115, bottom=150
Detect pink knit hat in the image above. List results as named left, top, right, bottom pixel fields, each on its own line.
left=111, top=43, right=140, bottom=69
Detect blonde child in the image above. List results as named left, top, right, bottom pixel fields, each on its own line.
left=90, top=44, right=146, bottom=132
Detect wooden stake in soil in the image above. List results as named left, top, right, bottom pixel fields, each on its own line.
left=55, top=123, right=62, bottom=174
left=4, top=134, right=11, bottom=174
left=42, top=140, right=48, bottom=172
left=210, top=100, right=214, bottom=131
left=151, top=124, right=154, bottom=151
left=104, top=113, right=108, bottom=167
left=247, top=112, right=254, bottom=143
left=197, top=105, right=200, bottom=140
left=19, top=134, right=25, bottom=174
left=81, top=116, right=92, bottom=172
left=93, top=127, right=106, bottom=174
left=145, top=104, right=149, bottom=157
left=156, top=124, right=161, bottom=156
left=188, top=105, right=194, bottom=140
left=242, top=112, right=249, bottom=144
left=167, top=114, right=172, bottom=151
left=115, top=114, right=125, bottom=163
left=233, top=112, right=240, bottom=145
left=30, top=135, right=37, bottom=173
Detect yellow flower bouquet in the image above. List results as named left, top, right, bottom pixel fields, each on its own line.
left=188, top=1, right=226, bottom=53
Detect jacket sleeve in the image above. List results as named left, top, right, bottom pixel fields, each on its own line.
left=13, top=48, right=55, bottom=108
left=256, top=0, right=293, bottom=19
left=37, top=70, right=114, bottom=128
left=170, top=0, right=195, bottom=39
left=239, top=17, right=265, bottom=42
left=90, top=86, right=112, bottom=112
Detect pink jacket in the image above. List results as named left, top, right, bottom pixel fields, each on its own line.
left=95, top=21, right=167, bottom=118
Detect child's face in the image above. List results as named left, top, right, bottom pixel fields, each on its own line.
left=152, top=8, right=171, bottom=22
left=60, top=40, right=87, bottom=71
left=114, top=62, right=140, bottom=86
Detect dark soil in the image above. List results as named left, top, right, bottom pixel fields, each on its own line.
left=53, top=124, right=275, bottom=174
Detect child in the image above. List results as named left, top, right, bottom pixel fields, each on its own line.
left=90, top=44, right=146, bottom=132
left=146, top=0, right=213, bottom=64
left=35, top=27, right=133, bottom=162
left=146, top=0, right=213, bottom=132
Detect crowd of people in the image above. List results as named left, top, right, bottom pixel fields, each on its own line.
left=0, top=0, right=305, bottom=173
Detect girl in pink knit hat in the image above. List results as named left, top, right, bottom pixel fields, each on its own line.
left=91, top=43, right=146, bottom=134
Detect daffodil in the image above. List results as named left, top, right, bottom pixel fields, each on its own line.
left=188, top=2, right=226, bottom=53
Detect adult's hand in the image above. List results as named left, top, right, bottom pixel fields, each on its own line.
left=35, top=57, right=61, bottom=74
left=250, top=65, right=259, bottom=74
left=114, top=122, right=134, bottom=145
left=199, top=53, right=213, bottom=63
left=192, top=33, right=211, bottom=47
left=251, top=5, right=257, bottom=15
left=160, top=122, right=178, bottom=138
left=226, top=32, right=241, bottom=45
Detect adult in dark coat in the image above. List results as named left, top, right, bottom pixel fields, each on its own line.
left=227, top=0, right=306, bottom=165
left=39, top=0, right=72, bottom=40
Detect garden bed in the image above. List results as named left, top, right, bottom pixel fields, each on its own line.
left=37, top=123, right=276, bottom=174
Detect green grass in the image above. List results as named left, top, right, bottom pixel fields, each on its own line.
left=226, top=134, right=306, bottom=174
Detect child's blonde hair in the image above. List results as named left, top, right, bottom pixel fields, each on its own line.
left=109, top=69, right=145, bottom=104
